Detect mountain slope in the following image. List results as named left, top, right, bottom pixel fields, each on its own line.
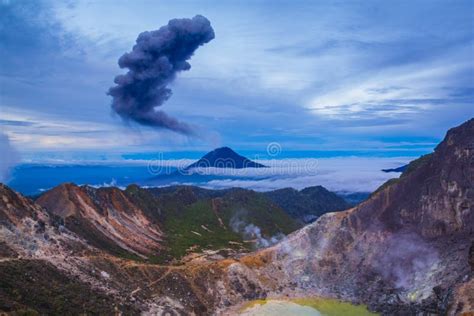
left=0, top=119, right=472, bottom=314
left=36, top=183, right=302, bottom=263
left=382, top=164, right=407, bottom=173
left=0, top=259, right=140, bottom=315
left=136, top=185, right=301, bottom=262
left=0, top=184, right=141, bottom=314
left=36, top=182, right=347, bottom=264
left=36, top=183, right=164, bottom=260
left=0, top=182, right=299, bottom=314
left=0, top=183, right=89, bottom=259
left=264, top=186, right=350, bottom=223
left=227, top=118, right=474, bottom=314
left=185, top=147, right=266, bottom=169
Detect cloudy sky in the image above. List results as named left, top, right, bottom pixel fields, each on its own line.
left=1, top=0, right=473, bottom=160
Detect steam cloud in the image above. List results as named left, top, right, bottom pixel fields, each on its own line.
left=230, top=211, right=285, bottom=249
left=373, top=233, right=439, bottom=289
left=0, top=132, right=19, bottom=182
left=108, top=15, right=215, bottom=135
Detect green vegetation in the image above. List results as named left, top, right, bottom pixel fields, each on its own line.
left=40, top=185, right=307, bottom=264
left=162, top=200, right=245, bottom=260
left=219, top=189, right=300, bottom=236
left=125, top=184, right=163, bottom=222
left=154, top=188, right=301, bottom=262
left=264, top=186, right=349, bottom=223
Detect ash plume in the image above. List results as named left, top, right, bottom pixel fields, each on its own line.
left=107, top=15, right=215, bottom=135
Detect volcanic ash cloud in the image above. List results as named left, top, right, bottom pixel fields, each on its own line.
left=108, top=15, right=215, bottom=135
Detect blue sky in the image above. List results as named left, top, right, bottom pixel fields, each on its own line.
left=1, top=0, right=473, bottom=161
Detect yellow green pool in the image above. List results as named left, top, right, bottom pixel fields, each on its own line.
left=239, top=297, right=378, bottom=315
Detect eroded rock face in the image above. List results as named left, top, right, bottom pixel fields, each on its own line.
left=0, top=183, right=90, bottom=259
left=0, top=183, right=293, bottom=314
left=0, top=119, right=472, bottom=315
left=225, top=118, right=473, bottom=315
left=36, top=183, right=164, bottom=259
left=35, top=183, right=302, bottom=263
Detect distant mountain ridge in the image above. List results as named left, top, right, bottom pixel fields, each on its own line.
left=33, top=183, right=346, bottom=263
left=264, top=186, right=349, bottom=223
left=184, top=147, right=267, bottom=170
left=382, top=164, right=408, bottom=173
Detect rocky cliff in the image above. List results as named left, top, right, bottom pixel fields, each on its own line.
left=35, top=184, right=301, bottom=263
left=0, top=119, right=472, bottom=315
left=36, top=183, right=164, bottom=260
left=223, top=118, right=473, bottom=315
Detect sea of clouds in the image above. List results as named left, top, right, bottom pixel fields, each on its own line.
left=9, top=156, right=413, bottom=195
left=147, top=157, right=413, bottom=193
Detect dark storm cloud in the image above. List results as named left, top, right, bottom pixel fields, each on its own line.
left=107, top=15, right=215, bottom=135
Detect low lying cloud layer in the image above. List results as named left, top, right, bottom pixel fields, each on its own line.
left=139, top=156, right=412, bottom=192
left=188, top=157, right=412, bottom=192
left=8, top=156, right=412, bottom=195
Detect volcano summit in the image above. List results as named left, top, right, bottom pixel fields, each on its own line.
left=185, top=147, right=267, bottom=170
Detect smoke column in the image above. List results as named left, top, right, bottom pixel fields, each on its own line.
left=108, top=15, right=215, bottom=135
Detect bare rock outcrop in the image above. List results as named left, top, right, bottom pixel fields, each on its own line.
left=226, top=118, right=473, bottom=315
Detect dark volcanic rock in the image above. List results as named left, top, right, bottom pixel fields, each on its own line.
left=382, top=165, right=408, bottom=173
left=232, top=118, right=474, bottom=315
left=185, top=147, right=266, bottom=169
left=0, top=259, right=140, bottom=315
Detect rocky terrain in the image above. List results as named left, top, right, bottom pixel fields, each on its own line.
left=0, top=119, right=472, bottom=315
left=0, top=182, right=301, bottom=314
left=35, top=184, right=305, bottom=263
left=224, top=118, right=474, bottom=315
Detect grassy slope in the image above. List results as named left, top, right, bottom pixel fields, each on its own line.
left=162, top=200, right=245, bottom=260
left=137, top=187, right=301, bottom=262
